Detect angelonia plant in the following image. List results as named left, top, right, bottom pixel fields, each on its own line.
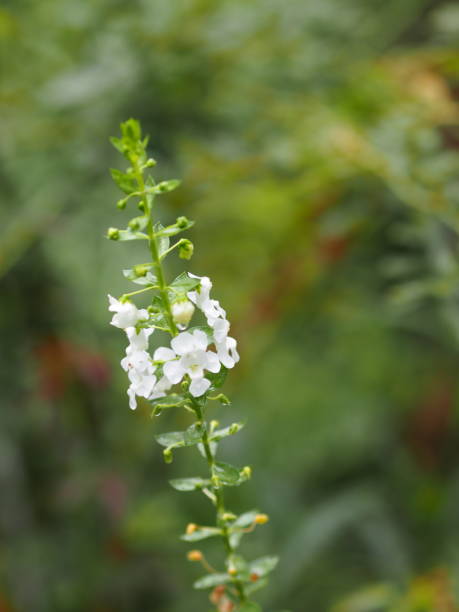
left=106, top=119, right=278, bottom=612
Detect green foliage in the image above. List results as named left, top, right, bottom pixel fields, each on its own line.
left=2, top=1, right=459, bottom=611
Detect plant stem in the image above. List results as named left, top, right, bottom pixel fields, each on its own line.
left=192, top=401, right=248, bottom=605
left=133, top=162, right=178, bottom=337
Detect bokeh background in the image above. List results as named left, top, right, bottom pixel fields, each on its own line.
left=2, top=1, right=459, bottom=610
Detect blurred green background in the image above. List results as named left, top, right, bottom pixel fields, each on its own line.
left=2, top=1, right=459, bottom=610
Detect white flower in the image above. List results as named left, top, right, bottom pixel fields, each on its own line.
left=126, top=327, right=154, bottom=351
left=126, top=368, right=157, bottom=410
left=212, top=317, right=230, bottom=343
left=150, top=375, right=173, bottom=399
left=187, top=274, right=212, bottom=309
left=108, top=295, right=148, bottom=329
left=216, top=336, right=240, bottom=369
left=171, top=299, right=195, bottom=329
left=163, top=329, right=221, bottom=397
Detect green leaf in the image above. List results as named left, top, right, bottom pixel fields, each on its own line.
left=150, top=394, right=188, bottom=410
left=213, top=461, right=241, bottom=486
left=193, top=573, right=230, bottom=590
left=157, top=219, right=194, bottom=237
left=155, top=423, right=203, bottom=451
left=154, top=179, right=180, bottom=193
left=249, top=556, right=279, bottom=578
left=154, top=222, right=170, bottom=256
left=169, top=477, right=212, bottom=492
left=207, top=367, right=228, bottom=391
left=123, top=267, right=157, bottom=286
left=233, top=510, right=259, bottom=529
left=209, top=422, right=245, bottom=442
left=120, top=118, right=141, bottom=141
left=117, top=229, right=148, bottom=241
left=110, top=168, right=137, bottom=194
left=155, top=431, right=184, bottom=449
left=181, top=526, right=222, bottom=542
left=170, top=272, right=201, bottom=293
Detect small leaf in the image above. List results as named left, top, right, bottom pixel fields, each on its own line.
left=210, top=422, right=245, bottom=442
left=193, top=573, right=230, bottom=590
left=154, top=179, right=180, bottom=193
left=120, top=118, right=141, bottom=141
left=249, top=556, right=279, bottom=578
left=154, top=222, right=170, bottom=256
left=207, top=367, right=228, bottom=391
left=117, top=229, right=148, bottom=241
left=233, top=510, right=259, bottom=529
left=169, top=477, right=212, bottom=492
left=123, top=267, right=157, bottom=286
left=181, top=526, right=222, bottom=542
left=110, top=168, right=137, bottom=194
left=170, top=272, right=201, bottom=293
left=213, top=461, right=241, bottom=486
left=155, top=431, right=184, bottom=449
left=150, top=394, right=188, bottom=410
left=158, top=219, right=194, bottom=237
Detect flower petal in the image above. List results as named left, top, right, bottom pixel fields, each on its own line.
left=154, top=346, right=176, bottom=362
left=171, top=332, right=195, bottom=355
left=192, top=329, right=209, bottom=350
left=163, top=360, right=185, bottom=384
left=206, top=351, right=221, bottom=373
left=189, top=377, right=211, bottom=397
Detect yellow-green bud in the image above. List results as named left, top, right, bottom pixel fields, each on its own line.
left=133, top=264, right=149, bottom=277
left=176, top=216, right=189, bottom=229
left=107, top=227, right=120, bottom=240
left=128, top=218, right=140, bottom=230
left=163, top=448, right=173, bottom=464
left=254, top=513, right=269, bottom=525
left=178, top=239, right=194, bottom=260
left=222, top=512, right=236, bottom=522
left=241, top=466, right=252, bottom=479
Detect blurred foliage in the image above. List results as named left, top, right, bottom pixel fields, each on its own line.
left=2, top=0, right=459, bottom=611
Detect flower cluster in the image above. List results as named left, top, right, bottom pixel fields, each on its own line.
left=108, top=274, right=239, bottom=409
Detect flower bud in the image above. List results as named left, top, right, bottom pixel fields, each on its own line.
left=138, top=201, right=145, bottom=212
left=187, top=550, right=203, bottom=562
left=229, top=423, right=239, bottom=435
left=172, top=299, right=195, bottom=328
left=254, top=513, right=269, bottom=525
left=128, top=218, right=140, bottom=230
left=176, top=216, right=189, bottom=229
left=163, top=448, right=173, bottom=464
left=241, top=466, right=252, bottom=480
left=117, top=198, right=127, bottom=209
left=227, top=566, right=237, bottom=576
left=107, top=227, right=120, bottom=240
left=178, top=239, right=194, bottom=260
left=186, top=523, right=198, bottom=535
left=133, top=264, right=149, bottom=277
left=146, top=158, right=157, bottom=167
left=221, top=512, right=236, bottom=522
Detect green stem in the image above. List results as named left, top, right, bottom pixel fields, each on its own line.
left=192, top=401, right=248, bottom=605
left=133, top=162, right=178, bottom=337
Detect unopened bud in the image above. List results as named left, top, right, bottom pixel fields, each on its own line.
left=229, top=423, right=239, bottom=435
left=172, top=299, right=195, bottom=328
left=146, top=158, right=156, bottom=167
left=117, top=198, right=127, bottom=209
left=186, top=523, right=198, bottom=535
left=128, top=218, right=140, bottom=230
left=133, top=264, right=149, bottom=277
left=227, top=566, right=237, bottom=576
left=163, top=448, right=173, bottom=464
left=254, top=513, right=269, bottom=525
left=210, top=420, right=219, bottom=430
left=138, top=201, right=145, bottom=212
left=187, top=550, right=203, bottom=562
left=178, top=239, right=194, bottom=260
left=176, top=216, right=189, bottom=229
left=241, top=466, right=252, bottom=479
left=222, top=512, right=236, bottom=522
left=107, top=227, right=120, bottom=240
